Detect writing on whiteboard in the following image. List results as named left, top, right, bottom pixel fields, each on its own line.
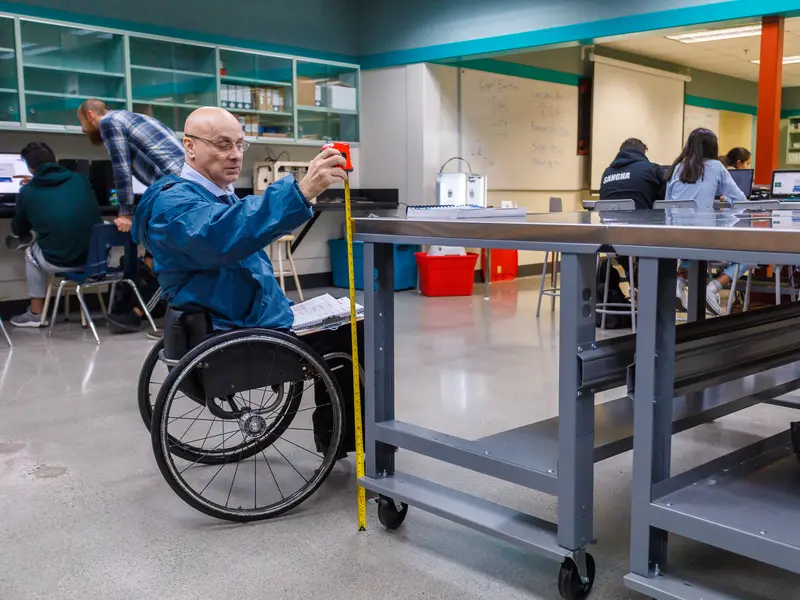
left=536, top=102, right=561, bottom=118
left=478, top=78, right=519, bottom=92
left=533, top=158, right=561, bottom=169
left=530, top=121, right=571, bottom=137
left=533, top=90, right=564, bottom=100
left=531, top=142, right=563, bottom=155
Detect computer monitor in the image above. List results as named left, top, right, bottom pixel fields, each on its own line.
left=771, top=170, right=800, bottom=198
left=729, top=168, right=754, bottom=199
left=0, top=153, right=32, bottom=195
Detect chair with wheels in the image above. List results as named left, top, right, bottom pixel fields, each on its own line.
left=48, top=224, right=157, bottom=344
left=138, top=307, right=358, bottom=522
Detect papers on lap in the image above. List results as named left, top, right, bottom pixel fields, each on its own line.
left=290, top=293, right=364, bottom=333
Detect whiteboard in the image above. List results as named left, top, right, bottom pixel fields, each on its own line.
left=684, top=105, right=720, bottom=143
left=460, top=69, right=583, bottom=191
left=591, top=61, right=685, bottom=190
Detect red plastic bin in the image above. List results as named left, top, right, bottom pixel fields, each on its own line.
left=415, top=252, right=479, bottom=297
left=480, top=249, right=519, bottom=282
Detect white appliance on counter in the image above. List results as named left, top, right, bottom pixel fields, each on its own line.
left=435, top=157, right=487, bottom=207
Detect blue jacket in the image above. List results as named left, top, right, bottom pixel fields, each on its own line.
left=132, top=174, right=312, bottom=330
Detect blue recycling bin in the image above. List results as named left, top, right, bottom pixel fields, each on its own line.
left=329, top=239, right=419, bottom=291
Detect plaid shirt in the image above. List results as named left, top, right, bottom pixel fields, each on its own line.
left=99, top=110, right=184, bottom=216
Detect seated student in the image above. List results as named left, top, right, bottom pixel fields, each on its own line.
left=133, top=107, right=356, bottom=454
left=599, top=138, right=665, bottom=210
left=10, top=142, right=102, bottom=327
left=720, top=147, right=752, bottom=170
left=667, top=128, right=746, bottom=316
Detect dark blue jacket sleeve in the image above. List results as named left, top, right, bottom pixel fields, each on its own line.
left=149, top=176, right=312, bottom=270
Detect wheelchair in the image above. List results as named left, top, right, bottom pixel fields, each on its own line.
left=138, top=309, right=355, bottom=522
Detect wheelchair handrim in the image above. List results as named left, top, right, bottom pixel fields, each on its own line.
left=154, top=332, right=344, bottom=520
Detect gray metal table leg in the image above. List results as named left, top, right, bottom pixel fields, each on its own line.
left=630, top=257, right=677, bottom=577
left=687, top=260, right=707, bottom=322
left=557, top=253, right=596, bottom=551
left=364, top=242, right=396, bottom=479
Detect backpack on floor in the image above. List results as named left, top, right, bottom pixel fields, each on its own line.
left=595, top=258, right=632, bottom=329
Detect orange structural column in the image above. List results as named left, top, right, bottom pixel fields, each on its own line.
left=755, top=16, right=785, bottom=185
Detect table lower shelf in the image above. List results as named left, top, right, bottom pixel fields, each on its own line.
left=649, top=432, right=800, bottom=575
left=625, top=571, right=772, bottom=600
left=359, top=471, right=569, bottom=562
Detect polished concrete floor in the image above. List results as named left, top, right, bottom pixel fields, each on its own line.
left=1, top=277, right=799, bottom=600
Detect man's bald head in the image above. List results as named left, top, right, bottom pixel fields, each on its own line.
left=183, top=107, right=245, bottom=190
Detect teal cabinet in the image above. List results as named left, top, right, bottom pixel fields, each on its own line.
left=296, top=61, right=358, bottom=142
left=0, top=16, right=18, bottom=124
left=0, top=12, right=359, bottom=142
left=219, top=49, right=293, bottom=140
left=129, top=37, right=216, bottom=132
left=20, top=20, right=125, bottom=127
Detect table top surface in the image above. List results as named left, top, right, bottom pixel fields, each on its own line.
left=353, top=208, right=800, bottom=256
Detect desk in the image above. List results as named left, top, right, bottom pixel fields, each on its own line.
left=291, top=200, right=398, bottom=253
left=354, top=209, right=800, bottom=599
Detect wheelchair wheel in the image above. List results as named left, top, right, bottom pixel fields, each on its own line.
left=139, top=337, right=304, bottom=465
left=151, top=329, right=344, bottom=521
left=137, top=338, right=166, bottom=431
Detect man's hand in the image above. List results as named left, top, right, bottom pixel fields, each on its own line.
left=114, top=216, right=133, bottom=233
left=298, top=147, right=347, bottom=200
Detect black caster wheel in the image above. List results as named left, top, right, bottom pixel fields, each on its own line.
left=558, top=553, right=595, bottom=600
left=377, top=495, right=408, bottom=530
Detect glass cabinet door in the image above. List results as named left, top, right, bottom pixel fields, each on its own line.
left=0, top=16, right=19, bottom=124
left=20, top=20, right=125, bottom=127
left=296, top=61, right=358, bottom=142
left=129, top=37, right=216, bottom=132
left=218, top=49, right=293, bottom=140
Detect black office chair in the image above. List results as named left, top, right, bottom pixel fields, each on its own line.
left=594, top=199, right=637, bottom=332
left=653, top=199, right=698, bottom=210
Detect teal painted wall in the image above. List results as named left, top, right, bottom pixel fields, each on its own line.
left=359, top=0, right=800, bottom=68
left=0, top=0, right=358, bottom=61
left=472, top=45, right=760, bottom=111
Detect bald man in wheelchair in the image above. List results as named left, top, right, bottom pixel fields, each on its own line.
left=133, top=107, right=362, bottom=458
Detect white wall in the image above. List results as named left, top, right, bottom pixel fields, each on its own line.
left=360, top=63, right=458, bottom=207
left=361, top=63, right=589, bottom=271
left=0, top=131, right=361, bottom=300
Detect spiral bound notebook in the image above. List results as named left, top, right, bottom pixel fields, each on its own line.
left=406, top=205, right=527, bottom=220
left=291, top=293, right=363, bottom=333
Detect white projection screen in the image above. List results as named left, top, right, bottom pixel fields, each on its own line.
left=590, top=57, right=688, bottom=191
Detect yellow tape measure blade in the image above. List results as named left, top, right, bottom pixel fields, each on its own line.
left=344, top=178, right=367, bottom=531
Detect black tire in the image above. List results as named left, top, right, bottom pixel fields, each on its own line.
left=138, top=337, right=304, bottom=465
left=151, top=329, right=344, bottom=521
left=558, top=554, right=595, bottom=600
left=137, top=338, right=165, bottom=431
left=377, top=495, right=408, bottom=529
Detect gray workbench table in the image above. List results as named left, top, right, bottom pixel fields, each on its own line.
left=354, top=212, right=608, bottom=596
left=354, top=209, right=800, bottom=599
left=598, top=209, right=800, bottom=600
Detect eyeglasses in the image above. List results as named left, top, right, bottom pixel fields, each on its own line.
left=185, top=134, right=250, bottom=153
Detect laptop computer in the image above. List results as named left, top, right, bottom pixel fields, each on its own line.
left=729, top=168, right=754, bottom=199
left=771, top=169, right=800, bottom=199
left=0, top=153, right=32, bottom=205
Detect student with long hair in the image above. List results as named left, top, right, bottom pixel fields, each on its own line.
left=667, top=128, right=747, bottom=316
left=720, top=147, right=752, bottom=170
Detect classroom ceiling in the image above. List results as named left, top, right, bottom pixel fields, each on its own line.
left=601, top=18, right=800, bottom=86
